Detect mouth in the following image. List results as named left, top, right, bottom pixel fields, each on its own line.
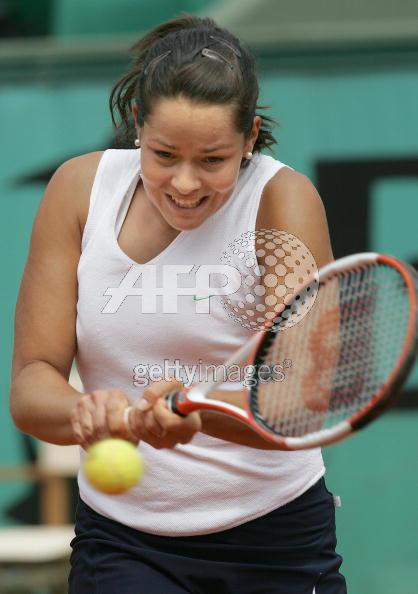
left=166, top=193, right=209, bottom=211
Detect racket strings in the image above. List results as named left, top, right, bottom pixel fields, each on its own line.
left=252, top=264, right=412, bottom=437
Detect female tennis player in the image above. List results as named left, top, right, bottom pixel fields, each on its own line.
left=10, top=14, right=347, bottom=594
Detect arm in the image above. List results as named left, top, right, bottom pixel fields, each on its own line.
left=10, top=152, right=103, bottom=444
left=11, top=153, right=200, bottom=450
left=256, top=166, right=334, bottom=269
left=200, top=168, right=334, bottom=447
left=136, top=168, right=335, bottom=449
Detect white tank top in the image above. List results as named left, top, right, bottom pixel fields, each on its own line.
left=76, top=149, right=325, bottom=536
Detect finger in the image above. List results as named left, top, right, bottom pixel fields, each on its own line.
left=151, top=398, right=182, bottom=430
left=106, top=390, right=132, bottom=439
left=177, top=412, right=202, bottom=443
left=76, top=398, right=96, bottom=444
left=90, top=393, right=108, bottom=439
left=82, top=390, right=112, bottom=442
left=143, top=410, right=167, bottom=438
left=125, top=415, right=166, bottom=449
left=152, top=401, right=202, bottom=444
left=138, top=378, right=183, bottom=412
left=70, top=409, right=87, bottom=447
left=129, top=407, right=166, bottom=439
left=136, top=390, right=160, bottom=413
left=123, top=406, right=141, bottom=442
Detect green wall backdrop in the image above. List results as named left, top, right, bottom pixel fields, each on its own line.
left=1, top=47, right=418, bottom=594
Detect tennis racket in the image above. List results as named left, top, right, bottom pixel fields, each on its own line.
left=163, top=253, right=418, bottom=450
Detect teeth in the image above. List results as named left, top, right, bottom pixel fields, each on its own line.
left=169, top=195, right=203, bottom=209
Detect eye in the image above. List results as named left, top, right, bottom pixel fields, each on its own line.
left=154, top=150, right=174, bottom=159
left=204, top=156, right=224, bottom=164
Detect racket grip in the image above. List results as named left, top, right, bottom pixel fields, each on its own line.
left=165, top=391, right=188, bottom=417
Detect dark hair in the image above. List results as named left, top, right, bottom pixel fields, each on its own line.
left=109, top=14, right=277, bottom=165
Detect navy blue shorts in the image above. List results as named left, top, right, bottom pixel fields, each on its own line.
left=69, top=478, right=346, bottom=594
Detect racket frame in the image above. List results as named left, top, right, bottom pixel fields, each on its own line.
left=166, top=252, right=418, bottom=449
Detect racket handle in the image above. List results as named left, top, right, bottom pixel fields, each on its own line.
left=165, top=391, right=188, bottom=417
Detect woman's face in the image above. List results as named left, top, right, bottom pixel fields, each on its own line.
left=136, top=97, right=259, bottom=231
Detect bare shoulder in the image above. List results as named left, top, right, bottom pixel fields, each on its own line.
left=260, top=167, right=324, bottom=214
left=12, top=151, right=104, bottom=379
left=46, top=151, right=104, bottom=234
left=257, top=166, right=333, bottom=267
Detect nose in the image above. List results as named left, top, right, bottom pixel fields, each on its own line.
left=171, top=163, right=202, bottom=195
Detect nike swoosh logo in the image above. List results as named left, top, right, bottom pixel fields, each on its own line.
left=193, top=295, right=214, bottom=301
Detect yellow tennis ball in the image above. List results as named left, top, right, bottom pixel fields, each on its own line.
left=83, top=438, right=144, bottom=495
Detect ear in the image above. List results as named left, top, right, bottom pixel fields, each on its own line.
left=245, top=115, right=261, bottom=152
left=132, top=102, right=140, bottom=132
